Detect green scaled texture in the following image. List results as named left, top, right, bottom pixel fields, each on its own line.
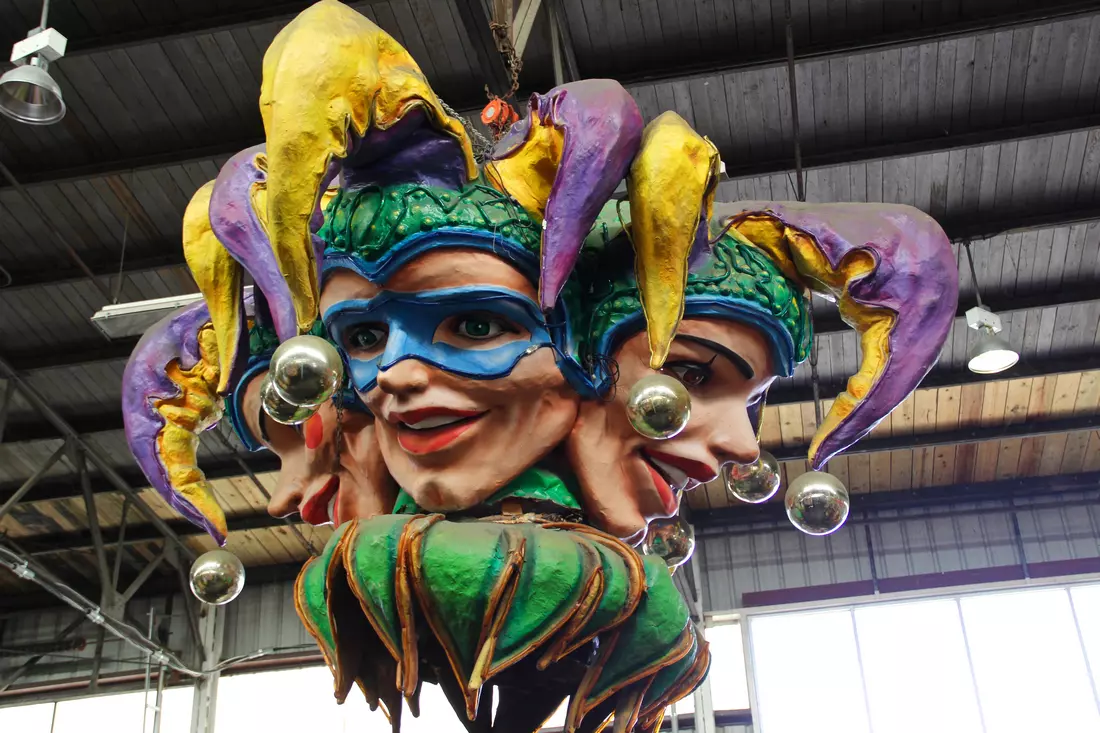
left=320, top=183, right=542, bottom=262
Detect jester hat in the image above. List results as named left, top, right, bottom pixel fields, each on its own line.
left=580, top=180, right=959, bottom=467
left=122, top=0, right=647, bottom=544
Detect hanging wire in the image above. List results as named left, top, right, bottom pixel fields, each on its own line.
left=783, top=0, right=827, bottom=465
left=961, top=239, right=984, bottom=308
left=112, top=171, right=134, bottom=304
left=783, top=0, right=805, bottom=202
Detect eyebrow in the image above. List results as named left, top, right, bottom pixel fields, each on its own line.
left=674, top=334, right=755, bottom=379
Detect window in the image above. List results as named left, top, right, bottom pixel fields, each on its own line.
left=746, top=582, right=1100, bottom=733
left=0, top=685, right=193, bottom=733
left=0, top=701, right=54, bottom=733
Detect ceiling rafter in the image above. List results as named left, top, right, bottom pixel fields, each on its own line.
left=6, top=280, right=1099, bottom=374
left=17, top=451, right=1100, bottom=556
left=3, top=2, right=1098, bottom=190
left=3, top=375, right=1099, bottom=507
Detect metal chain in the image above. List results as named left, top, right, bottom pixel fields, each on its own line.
left=438, top=97, right=496, bottom=163
left=331, top=393, right=344, bottom=476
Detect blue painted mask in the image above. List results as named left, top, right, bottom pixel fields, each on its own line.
left=323, top=286, right=555, bottom=392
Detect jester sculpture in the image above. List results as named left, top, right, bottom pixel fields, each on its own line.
left=121, top=2, right=958, bottom=731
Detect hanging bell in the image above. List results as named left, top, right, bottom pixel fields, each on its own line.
left=189, top=549, right=246, bottom=605
left=625, top=374, right=691, bottom=440
left=642, top=516, right=695, bottom=571
left=784, top=470, right=850, bottom=536
left=723, top=450, right=782, bottom=504
left=261, top=373, right=319, bottom=425
left=269, top=335, right=344, bottom=409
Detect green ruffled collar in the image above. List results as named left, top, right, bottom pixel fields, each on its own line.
left=392, top=468, right=581, bottom=515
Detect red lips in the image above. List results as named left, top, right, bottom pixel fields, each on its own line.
left=644, top=460, right=679, bottom=516
left=391, top=407, right=484, bottom=455
left=644, top=450, right=718, bottom=484
left=300, top=475, right=339, bottom=526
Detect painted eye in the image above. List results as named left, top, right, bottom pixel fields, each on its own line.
left=455, top=316, right=507, bottom=340
left=346, top=325, right=386, bottom=351
left=665, top=362, right=711, bottom=388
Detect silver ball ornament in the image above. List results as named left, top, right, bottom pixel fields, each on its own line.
left=784, top=470, right=850, bottom=536
left=724, top=451, right=782, bottom=504
left=189, top=549, right=245, bottom=605
left=642, top=516, right=696, bottom=571
left=625, top=374, right=691, bottom=440
left=269, top=335, right=344, bottom=408
left=261, top=373, right=318, bottom=425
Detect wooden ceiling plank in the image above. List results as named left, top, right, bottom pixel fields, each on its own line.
left=910, top=387, right=938, bottom=488
left=1017, top=376, right=1056, bottom=476
left=952, top=382, right=986, bottom=484
left=931, top=385, right=962, bottom=486
left=1082, top=430, right=1100, bottom=471
left=868, top=397, right=893, bottom=492
left=888, top=393, right=915, bottom=491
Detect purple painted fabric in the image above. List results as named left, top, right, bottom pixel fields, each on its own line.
left=726, top=201, right=959, bottom=468
left=209, top=145, right=299, bottom=345
left=122, top=301, right=225, bottom=543
left=341, top=108, right=469, bottom=192
left=491, top=80, right=645, bottom=310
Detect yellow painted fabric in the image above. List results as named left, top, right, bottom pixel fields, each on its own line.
left=731, top=213, right=896, bottom=466
left=154, top=324, right=227, bottom=540
left=182, top=181, right=242, bottom=395
left=260, top=0, right=477, bottom=332
left=627, top=112, right=720, bottom=368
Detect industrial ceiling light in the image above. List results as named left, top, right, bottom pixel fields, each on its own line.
left=0, top=0, right=67, bottom=126
left=962, top=240, right=1018, bottom=375
left=967, top=308, right=1019, bottom=374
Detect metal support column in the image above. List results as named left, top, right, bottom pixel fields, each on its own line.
left=190, top=605, right=225, bottom=733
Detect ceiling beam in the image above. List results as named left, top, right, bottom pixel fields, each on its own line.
left=720, top=114, right=1100, bottom=182
left=0, top=254, right=188, bottom=293
left=3, top=1, right=1097, bottom=190
left=5, top=205, right=1100, bottom=373
left=453, top=0, right=514, bottom=97
left=693, top=471, right=1100, bottom=529
left=614, top=0, right=1100, bottom=88
left=21, top=421, right=1100, bottom=556
left=0, top=453, right=279, bottom=507
left=20, top=512, right=291, bottom=556
left=4, top=381, right=1099, bottom=509
left=59, top=1, right=391, bottom=58
left=3, top=323, right=1099, bottom=444
left=0, top=560, right=304, bottom=612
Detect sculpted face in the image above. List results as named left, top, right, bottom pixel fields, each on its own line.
left=321, top=249, right=580, bottom=512
left=567, top=318, right=776, bottom=541
left=243, top=381, right=397, bottom=526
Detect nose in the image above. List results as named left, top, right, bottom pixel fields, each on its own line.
left=268, top=474, right=305, bottom=518
left=375, top=358, right=432, bottom=396
left=709, top=400, right=761, bottom=468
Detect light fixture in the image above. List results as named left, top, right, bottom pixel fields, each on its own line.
left=0, top=0, right=67, bottom=125
left=91, top=286, right=255, bottom=339
left=966, top=307, right=1019, bottom=374
left=962, top=240, right=1018, bottom=375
